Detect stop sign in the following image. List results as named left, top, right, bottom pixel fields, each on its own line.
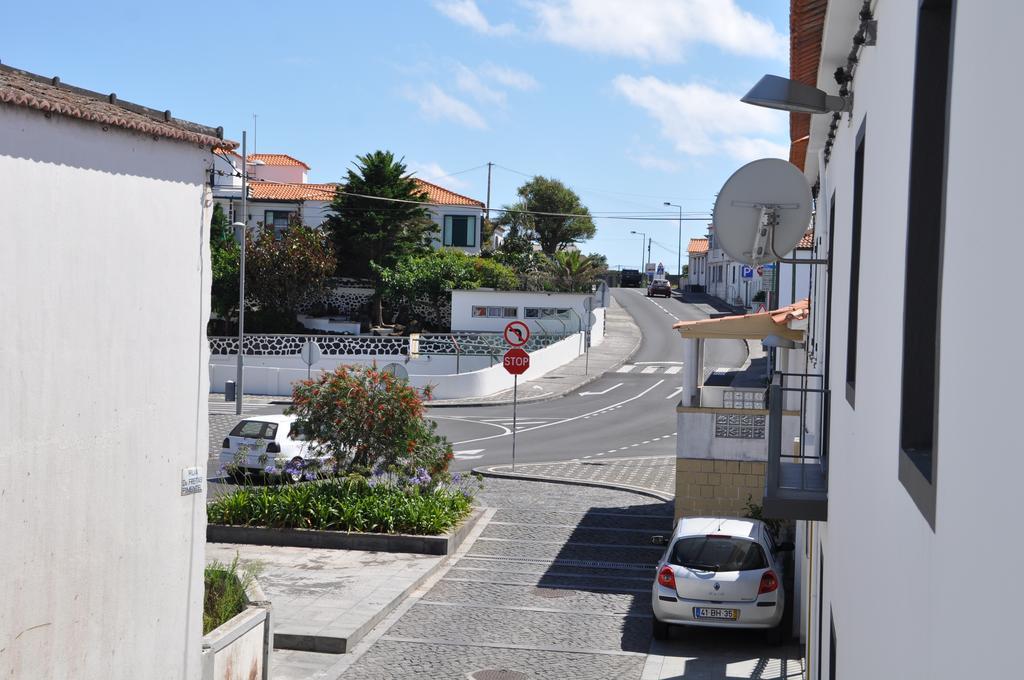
left=503, top=348, right=530, bottom=375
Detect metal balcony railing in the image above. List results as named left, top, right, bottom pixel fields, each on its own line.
left=763, top=371, right=829, bottom=521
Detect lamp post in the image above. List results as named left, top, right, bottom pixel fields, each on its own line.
left=630, top=230, right=646, bottom=274
left=234, top=130, right=248, bottom=415
left=664, top=202, right=683, bottom=280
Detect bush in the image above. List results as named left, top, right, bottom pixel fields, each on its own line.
left=206, top=474, right=479, bottom=535
left=288, top=365, right=452, bottom=477
left=203, top=556, right=255, bottom=634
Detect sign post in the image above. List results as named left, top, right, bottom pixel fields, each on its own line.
left=300, top=340, right=322, bottom=380
left=503, top=322, right=531, bottom=471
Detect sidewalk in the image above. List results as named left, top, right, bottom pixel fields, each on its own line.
left=428, top=296, right=641, bottom=408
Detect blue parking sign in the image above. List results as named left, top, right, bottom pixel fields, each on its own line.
left=741, top=265, right=754, bottom=279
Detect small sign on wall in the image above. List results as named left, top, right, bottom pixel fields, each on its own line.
left=181, top=467, right=204, bottom=496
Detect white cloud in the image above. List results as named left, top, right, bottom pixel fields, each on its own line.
left=407, top=161, right=470, bottom=190
left=478, top=63, right=539, bottom=90
left=613, top=75, right=787, bottom=162
left=408, top=84, right=488, bottom=129
left=527, top=0, right=786, bottom=62
left=454, top=64, right=507, bottom=105
left=626, top=151, right=681, bottom=172
left=433, top=0, right=516, bottom=36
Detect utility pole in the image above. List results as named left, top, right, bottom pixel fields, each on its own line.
left=485, top=162, right=493, bottom=248
left=235, top=130, right=248, bottom=415
left=647, top=237, right=652, bottom=272
left=664, top=202, right=684, bottom=279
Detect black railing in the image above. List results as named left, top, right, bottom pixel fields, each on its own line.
left=763, top=371, right=829, bottom=521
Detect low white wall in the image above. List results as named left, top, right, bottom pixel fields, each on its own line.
left=451, top=290, right=599, bottom=336
left=210, top=333, right=584, bottom=400
left=677, top=411, right=800, bottom=462
left=589, top=307, right=606, bottom=347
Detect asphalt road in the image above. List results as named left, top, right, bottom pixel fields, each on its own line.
left=206, top=288, right=746, bottom=483
left=435, top=288, right=746, bottom=472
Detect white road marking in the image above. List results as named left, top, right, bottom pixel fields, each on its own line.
left=664, top=366, right=682, bottom=375
left=453, top=449, right=486, bottom=460
left=634, top=361, right=685, bottom=365
left=578, top=382, right=623, bottom=397
left=641, top=366, right=658, bottom=374
left=665, top=387, right=683, bottom=400
left=616, top=364, right=636, bottom=373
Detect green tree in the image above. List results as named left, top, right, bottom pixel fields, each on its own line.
left=325, top=151, right=435, bottom=324
left=508, top=176, right=596, bottom=255
left=545, top=250, right=604, bottom=293
left=244, top=223, right=336, bottom=330
left=288, top=365, right=452, bottom=476
left=210, top=203, right=239, bottom=332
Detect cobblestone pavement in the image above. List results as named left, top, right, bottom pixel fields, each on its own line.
left=339, top=478, right=673, bottom=679
left=479, top=455, right=676, bottom=500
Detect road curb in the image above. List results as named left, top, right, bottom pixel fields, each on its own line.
left=427, top=297, right=645, bottom=409
left=474, top=464, right=674, bottom=503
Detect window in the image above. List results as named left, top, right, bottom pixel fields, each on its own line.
left=264, top=210, right=295, bottom=239
left=732, top=266, right=736, bottom=284
left=845, top=121, right=866, bottom=406
left=229, top=420, right=278, bottom=440
left=899, top=0, right=953, bottom=529
left=670, top=537, right=767, bottom=572
left=443, top=215, right=477, bottom=247
left=472, top=306, right=517, bottom=318
left=524, top=307, right=571, bottom=320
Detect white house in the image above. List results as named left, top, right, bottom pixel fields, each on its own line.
left=212, top=154, right=485, bottom=252
left=450, top=289, right=605, bottom=344
left=0, top=64, right=228, bottom=679
left=752, top=2, right=1024, bottom=678
left=703, top=226, right=767, bottom=308
left=685, top=237, right=708, bottom=289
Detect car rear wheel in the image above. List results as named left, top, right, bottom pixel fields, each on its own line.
left=652, top=617, right=670, bottom=641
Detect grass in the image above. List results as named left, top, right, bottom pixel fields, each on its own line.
left=203, top=556, right=256, bottom=635
left=206, top=475, right=477, bottom=536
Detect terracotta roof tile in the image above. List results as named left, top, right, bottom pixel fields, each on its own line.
left=249, top=182, right=337, bottom=201
left=789, top=0, right=828, bottom=171
left=770, top=298, right=810, bottom=325
left=413, top=178, right=484, bottom=207
left=688, top=237, right=709, bottom=254
left=248, top=153, right=310, bottom=169
left=797, top=229, right=814, bottom=249
left=0, top=64, right=234, bottom=150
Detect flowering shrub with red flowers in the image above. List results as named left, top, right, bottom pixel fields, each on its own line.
left=287, top=365, right=452, bottom=478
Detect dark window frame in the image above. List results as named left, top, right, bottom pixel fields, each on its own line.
left=845, top=120, right=866, bottom=407
left=898, top=0, right=955, bottom=530
left=443, top=214, right=477, bottom=248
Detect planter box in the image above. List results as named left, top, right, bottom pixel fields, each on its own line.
left=207, top=506, right=484, bottom=556
left=200, top=576, right=272, bottom=680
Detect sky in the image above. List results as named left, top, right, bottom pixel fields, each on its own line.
left=1, top=0, right=791, bottom=272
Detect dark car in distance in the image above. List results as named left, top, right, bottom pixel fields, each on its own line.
left=647, top=279, right=672, bottom=297
left=620, top=269, right=644, bottom=287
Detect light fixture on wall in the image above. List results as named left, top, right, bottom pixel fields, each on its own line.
left=741, top=75, right=852, bottom=114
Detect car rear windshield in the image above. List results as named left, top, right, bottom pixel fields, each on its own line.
left=229, top=420, right=279, bottom=440
left=670, top=536, right=767, bottom=572
left=288, top=423, right=310, bottom=441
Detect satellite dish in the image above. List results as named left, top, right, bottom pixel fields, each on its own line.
left=380, top=363, right=409, bottom=381
left=713, top=158, right=812, bottom=266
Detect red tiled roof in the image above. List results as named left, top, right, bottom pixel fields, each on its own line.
left=413, top=178, right=484, bottom=208
left=789, top=0, right=827, bottom=171
left=688, top=238, right=709, bottom=255
left=770, top=298, right=810, bottom=325
left=248, top=153, right=310, bottom=169
left=0, top=64, right=235, bottom=150
left=797, top=230, right=814, bottom=249
left=671, top=298, right=809, bottom=332
left=249, top=182, right=338, bottom=201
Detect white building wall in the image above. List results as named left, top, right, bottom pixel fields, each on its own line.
left=428, top=204, right=484, bottom=254
left=802, top=4, right=1024, bottom=679
left=450, top=290, right=599, bottom=336
left=248, top=163, right=306, bottom=184
left=0, top=106, right=211, bottom=679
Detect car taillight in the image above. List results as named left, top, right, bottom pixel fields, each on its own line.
left=222, top=438, right=230, bottom=449
left=758, top=570, right=779, bottom=595
left=658, top=566, right=676, bottom=589
left=266, top=442, right=281, bottom=453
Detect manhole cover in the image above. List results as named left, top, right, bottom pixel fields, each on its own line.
left=531, top=587, right=574, bottom=598
left=469, top=671, right=529, bottom=680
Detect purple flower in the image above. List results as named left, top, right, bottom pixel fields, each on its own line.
left=264, top=465, right=277, bottom=475
left=303, top=471, right=317, bottom=482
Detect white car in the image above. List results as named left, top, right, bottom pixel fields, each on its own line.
left=219, top=414, right=328, bottom=481
left=651, top=517, right=793, bottom=642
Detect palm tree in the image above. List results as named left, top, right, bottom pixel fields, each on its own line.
left=545, top=250, right=602, bottom=292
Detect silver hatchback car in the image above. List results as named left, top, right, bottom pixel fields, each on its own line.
left=651, top=517, right=793, bottom=642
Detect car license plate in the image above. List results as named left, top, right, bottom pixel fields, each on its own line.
left=693, top=607, right=738, bottom=621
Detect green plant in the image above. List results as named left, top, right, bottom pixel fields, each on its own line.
left=206, top=474, right=478, bottom=535
left=494, top=176, right=596, bottom=255
left=742, top=495, right=783, bottom=538
left=288, top=365, right=452, bottom=477
left=752, top=290, right=767, bottom=303
left=203, top=555, right=256, bottom=634
left=210, top=203, right=240, bottom=332
left=544, top=250, right=604, bottom=293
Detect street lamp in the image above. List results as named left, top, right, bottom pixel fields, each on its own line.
left=630, top=230, right=647, bottom=277
left=664, top=202, right=683, bottom=280
left=234, top=130, right=249, bottom=415
left=741, top=74, right=851, bottom=114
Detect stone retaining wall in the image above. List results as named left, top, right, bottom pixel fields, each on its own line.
left=673, top=457, right=766, bottom=521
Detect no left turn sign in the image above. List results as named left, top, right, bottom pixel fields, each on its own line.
left=504, top=320, right=530, bottom=347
